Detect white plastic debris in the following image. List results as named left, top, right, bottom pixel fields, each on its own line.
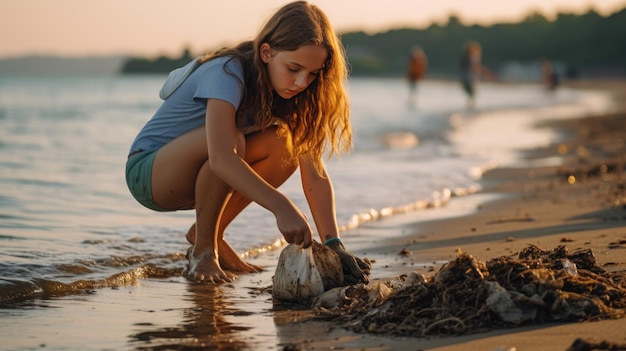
left=272, top=244, right=325, bottom=303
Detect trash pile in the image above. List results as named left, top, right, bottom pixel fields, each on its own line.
left=313, top=245, right=626, bottom=337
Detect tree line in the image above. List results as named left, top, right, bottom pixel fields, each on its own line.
left=120, top=6, right=626, bottom=78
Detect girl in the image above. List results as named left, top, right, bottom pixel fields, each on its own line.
left=126, top=1, right=370, bottom=284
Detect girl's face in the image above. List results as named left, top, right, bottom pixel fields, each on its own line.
left=260, top=43, right=328, bottom=99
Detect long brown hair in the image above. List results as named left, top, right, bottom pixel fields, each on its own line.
left=199, top=1, right=351, bottom=175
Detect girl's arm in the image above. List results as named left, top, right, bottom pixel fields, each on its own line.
left=206, top=99, right=312, bottom=247
left=298, top=156, right=339, bottom=242
left=299, top=156, right=371, bottom=284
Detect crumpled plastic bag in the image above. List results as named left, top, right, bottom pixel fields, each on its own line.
left=485, top=280, right=537, bottom=324
left=272, top=242, right=344, bottom=304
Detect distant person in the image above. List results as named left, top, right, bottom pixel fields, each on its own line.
left=459, top=40, right=493, bottom=109
left=125, top=1, right=370, bottom=284
left=540, top=58, right=559, bottom=92
left=407, top=46, right=428, bottom=106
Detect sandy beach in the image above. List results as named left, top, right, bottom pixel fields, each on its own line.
left=270, top=80, right=626, bottom=351
left=4, top=80, right=625, bottom=351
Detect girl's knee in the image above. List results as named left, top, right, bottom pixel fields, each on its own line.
left=245, top=128, right=296, bottom=169
left=247, top=128, right=284, bottom=154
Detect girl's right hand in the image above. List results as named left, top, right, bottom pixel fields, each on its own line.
left=275, top=201, right=313, bottom=248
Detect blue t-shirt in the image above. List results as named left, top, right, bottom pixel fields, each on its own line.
left=129, top=56, right=260, bottom=155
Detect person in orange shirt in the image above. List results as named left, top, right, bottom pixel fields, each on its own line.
left=407, top=46, right=428, bottom=106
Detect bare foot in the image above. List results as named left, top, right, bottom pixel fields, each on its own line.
left=184, top=249, right=237, bottom=284
left=219, top=240, right=264, bottom=273
left=184, top=223, right=264, bottom=274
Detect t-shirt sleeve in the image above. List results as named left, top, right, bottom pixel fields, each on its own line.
left=193, top=58, right=244, bottom=110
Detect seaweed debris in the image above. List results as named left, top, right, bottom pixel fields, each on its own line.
left=567, top=337, right=626, bottom=350
left=314, top=245, right=626, bottom=337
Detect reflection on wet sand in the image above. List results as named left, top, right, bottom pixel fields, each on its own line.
left=128, top=283, right=252, bottom=350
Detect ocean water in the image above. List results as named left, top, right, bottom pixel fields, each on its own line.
left=0, top=74, right=615, bottom=304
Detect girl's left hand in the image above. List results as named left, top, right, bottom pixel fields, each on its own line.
left=326, top=239, right=371, bottom=284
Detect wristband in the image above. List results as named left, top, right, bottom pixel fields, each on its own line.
left=324, top=237, right=342, bottom=246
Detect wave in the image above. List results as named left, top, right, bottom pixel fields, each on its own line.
left=0, top=253, right=186, bottom=304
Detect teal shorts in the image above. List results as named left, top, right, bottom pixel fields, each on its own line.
left=125, top=150, right=171, bottom=212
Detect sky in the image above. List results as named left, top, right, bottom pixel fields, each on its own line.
left=1, top=0, right=625, bottom=58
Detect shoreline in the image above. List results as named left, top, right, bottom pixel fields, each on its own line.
left=2, top=80, right=625, bottom=351
left=271, top=83, right=626, bottom=350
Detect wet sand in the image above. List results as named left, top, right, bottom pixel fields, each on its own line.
left=3, top=80, right=626, bottom=351
left=273, top=80, right=626, bottom=350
